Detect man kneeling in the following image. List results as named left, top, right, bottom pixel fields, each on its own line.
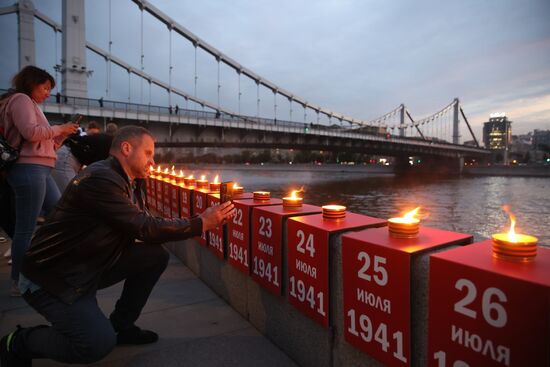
left=1, top=126, right=234, bottom=366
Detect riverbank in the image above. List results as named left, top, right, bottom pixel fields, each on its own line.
left=162, top=162, right=550, bottom=177
left=176, top=163, right=395, bottom=175
left=463, top=165, right=550, bottom=177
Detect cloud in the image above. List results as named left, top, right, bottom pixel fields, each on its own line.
left=1, top=0, right=549, bottom=137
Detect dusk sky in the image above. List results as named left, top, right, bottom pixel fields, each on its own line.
left=0, top=0, right=549, bottom=140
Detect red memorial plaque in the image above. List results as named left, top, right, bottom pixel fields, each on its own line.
left=169, top=182, right=179, bottom=218
left=193, top=189, right=210, bottom=246
left=226, top=198, right=282, bottom=274
left=156, top=178, right=164, bottom=216
left=179, top=186, right=193, bottom=219
left=146, top=177, right=155, bottom=210
left=251, top=204, right=322, bottom=295
left=428, top=241, right=550, bottom=367
left=342, top=227, right=472, bottom=366
left=207, top=193, right=224, bottom=259
left=287, top=213, right=386, bottom=327
left=162, top=180, right=173, bottom=218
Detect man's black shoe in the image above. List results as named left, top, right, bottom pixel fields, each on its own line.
left=0, top=326, right=31, bottom=367
left=116, top=326, right=158, bottom=345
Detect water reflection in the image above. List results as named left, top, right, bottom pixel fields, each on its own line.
left=185, top=166, right=550, bottom=245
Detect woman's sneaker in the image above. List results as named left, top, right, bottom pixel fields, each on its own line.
left=0, top=326, right=31, bottom=367
left=10, top=281, right=21, bottom=297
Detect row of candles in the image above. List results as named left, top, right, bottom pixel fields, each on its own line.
left=149, top=165, right=539, bottom=262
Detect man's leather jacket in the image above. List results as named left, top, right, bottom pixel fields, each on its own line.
left=21, top=156, right=202, bottom=304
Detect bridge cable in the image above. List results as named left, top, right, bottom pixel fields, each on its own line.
left=140, top=6, right=144, bottom=103
left=273, top=91, right=277, bottom=120
left=256, top=81, right=260, bottom=117
left=460, top=106, right=480, bottom=147
left=194, top=45, right=197, bottom=98
left=54, top=28, right=58, bottom=93
left=237, top=71, right=241, bottom=114
left=128, top=70, right=131, bottom=102
left=107, top=0, right=112, bottom=98
left=289, top=100, right=293, bottom=121
left=217, top=59, right=220, bottom=109
left=169, top=27, right=173, bottom=108
left=441, top=111, right=444, bottom=141
left=405, top=109, right=425, bottom=140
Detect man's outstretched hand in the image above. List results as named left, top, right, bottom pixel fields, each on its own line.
left=200, top=201, right=235, bottom=232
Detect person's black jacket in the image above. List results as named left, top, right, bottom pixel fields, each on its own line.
left=21, top=156, right=202, bottom=304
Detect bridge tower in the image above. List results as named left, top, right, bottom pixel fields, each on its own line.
left=61, top=0, right=88, bottom=98
left=452, top=98, right=460, bottom=144
left=399, top=104, right=405, bottom=137
left=17, top=0, right=35, bottom=68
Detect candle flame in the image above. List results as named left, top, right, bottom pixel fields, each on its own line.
left=187, top=174, right=194, bottom=179
left=178, top=170, right=184, bottom=177
left=171, top=169, right=176, bottom=176
left=403, top=207, right=420, bottom=221
left=156, top=166, right=161, bottom=173
left=201, top=175, right=206, bottom=181
left=288, top=186, right=304, bottom=199
left=163, top=168, right=169, bottom=174
left=233, top=183, right=241, bottom=189
left=214, top=175, right=219, bottom=183
left=171, top=165, right=175, bottom=171
left=502, top=205, right=517, bottom=242
left=149, top=165, right=154, bottom=171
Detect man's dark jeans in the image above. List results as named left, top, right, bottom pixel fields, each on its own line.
left=14, top=243, right=169, bottom=364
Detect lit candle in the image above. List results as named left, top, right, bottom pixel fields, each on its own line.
left=492, top=207, right=538, bottom=262
left=233, top=183, right=244, bottom=195
left=170, top=168, right=177, bottom=184
left=388, top=207, right=420, bottom=238
left=283, top=189, right=303, bottom=208
left=253, top=191, right=270, bottom=201
left=176, top=170, right=185, bottom=186
left=322, top=205, right=346, bottom=219
left=184, top=175, right=195, bottom=187
left=162, top=167, right=170, bottom=182
left=196, top=175, right=209, bottom=190
left=210, top=175, right=220, bottom=192
left=149, top=165, right=156, bottom=178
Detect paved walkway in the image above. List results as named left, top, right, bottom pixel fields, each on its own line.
left=0, top=234, right=297, bottom=366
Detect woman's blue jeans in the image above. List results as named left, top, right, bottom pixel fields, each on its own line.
left=6, top=164, right=61, bottom=281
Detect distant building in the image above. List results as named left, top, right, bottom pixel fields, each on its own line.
left=483, top=114, right=512, bottom=150
left=533, top=129, right=550, bottom=150
left=483, top=113, right=512, bottom=164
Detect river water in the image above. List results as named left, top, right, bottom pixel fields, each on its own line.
left=179, top=164, right=549, bottom=246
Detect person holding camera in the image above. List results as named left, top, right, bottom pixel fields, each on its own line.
left=52, top=120, right=112, bottom=193
left=0, top=66, right=79, bottom=296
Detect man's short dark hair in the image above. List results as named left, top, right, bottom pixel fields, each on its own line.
left=88, top=121, right=101, bottom=131
left=106, top=122, right=118, bottom=136
left=110, top=126, right=154, bottom=152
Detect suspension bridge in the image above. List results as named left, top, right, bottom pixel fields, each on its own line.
left=0, top=0, right=489, bottom=172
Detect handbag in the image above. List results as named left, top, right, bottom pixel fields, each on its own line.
left=0, top=93, right=21, bottom=171
left=0, top=133, right=19, bottom=171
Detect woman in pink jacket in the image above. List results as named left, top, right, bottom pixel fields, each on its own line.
left=0, top=66, right=78, bottom=296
